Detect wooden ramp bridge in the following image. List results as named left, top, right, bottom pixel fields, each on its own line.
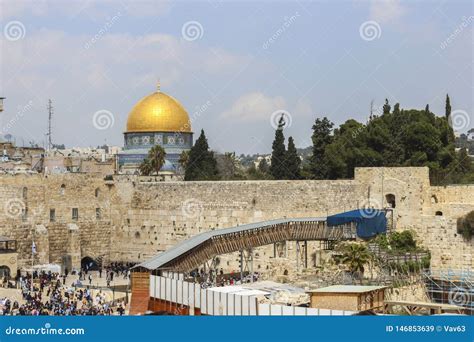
left=135, top=217, right=357, bottom=274
left=130, top=212, right=388, bottom=314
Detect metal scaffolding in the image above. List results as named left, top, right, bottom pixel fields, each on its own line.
left=423, top=269, right=474, bottom=315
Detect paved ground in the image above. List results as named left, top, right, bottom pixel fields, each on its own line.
left=0, top=270, right=131, bottom=314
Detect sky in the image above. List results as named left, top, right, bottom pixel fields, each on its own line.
left=0, top=0, right=472, bottom=155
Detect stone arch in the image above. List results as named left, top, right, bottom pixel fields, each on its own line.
left=95, top=188, right=100, bottom=198
left=81, top=256, right=99, bottom=271
left=385, top=193, right=396, bottom=208
left=60, top=184, right=66, bottom=195
left=435, top=211, right=443, bottom=216
left=0, top=265, right=11, bottom=278
left=135, top=231, right=141, bottom=239
left=431, top=195, right=438, bottom=204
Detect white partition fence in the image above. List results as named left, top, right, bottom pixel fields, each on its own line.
left=149, top=275, right=356, bottom=316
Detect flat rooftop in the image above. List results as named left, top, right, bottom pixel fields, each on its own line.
left=0, top=236, right=15, bottom=242
left=308, top=285, right=387, bottom=294
left=208, top=281, right=306, bottom=296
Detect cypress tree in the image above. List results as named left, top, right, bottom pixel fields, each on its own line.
left=310, top=117, right=333, bottom=179
left=445, top=94, right=451, bottom=118
left=184, top=129, right=218, bottom=181
left=383, top=99, right=391, bottom=115
left=285, top=136, right=301, bottom=180
left=270, top=115, right=287, bottom=180
left=393, top=103, right=400, bottom=115
left=445, top=94, right=455, bottom=144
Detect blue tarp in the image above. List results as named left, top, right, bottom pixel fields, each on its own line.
left=327, top=209, right=387, bottom=239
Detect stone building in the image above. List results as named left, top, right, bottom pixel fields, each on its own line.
left=0, top=167, right=472, bottom=276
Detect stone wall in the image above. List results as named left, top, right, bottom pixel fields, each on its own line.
left=0, top=167, right=472, bottom=273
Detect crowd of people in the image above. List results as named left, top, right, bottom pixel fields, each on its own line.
left=0, top=263, right=134, bottom=316
left=190, top=268, right=261, bottom=288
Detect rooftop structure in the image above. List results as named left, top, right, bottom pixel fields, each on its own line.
left=308, top=285, right=387, bottom=312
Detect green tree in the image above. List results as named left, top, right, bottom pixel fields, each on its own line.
left=258, top=158, right=270, bottom=174
left=457, top=210, right=474, bottom=240
left=270, top=115, right=287, bottom=180
left=456, top=148, right=472, bottom=174
left=403, top=121, right=442, bottom=161
left=216, top=152, right=245, bottom=180
left=393, top=103, right=400, bottom=116
left=339, top=243, right=372, bottom=283
left=139, top=158, right=153, bottom=176
left=285, top=136, right=301, bottom=179
left=445, top=94, right=451, bottom=118
left=382, top=98, right=391, bottom=115
left=184, top=130, right=219, bottom=181
left=389, top=231, right=418, bottom=252
left=310, top=117, right=333, bottom=179
left=178, top=150, right=189, bottom=170
left=139, top=144, right=166, bottom=175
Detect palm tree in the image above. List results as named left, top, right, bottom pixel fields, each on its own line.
left=340, top=243, right=372, bottom=283
left=139, top=145, right=166, bottom=175
left=139, top=158, right=153, bottom=175
left=178, top=150, right=189, bottom=171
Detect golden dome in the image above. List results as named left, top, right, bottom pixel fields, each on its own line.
left=126, top=90, right=192, bottom=133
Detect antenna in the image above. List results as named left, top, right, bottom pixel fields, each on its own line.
left=369, top=99, right=374, bottom=122
left=47, top=99, right=53, bottom=150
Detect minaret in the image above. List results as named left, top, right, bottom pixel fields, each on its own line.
left=156, top=79, right=161, bottom=92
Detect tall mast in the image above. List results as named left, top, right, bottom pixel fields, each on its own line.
left=47, top=99, right=53, bottom=150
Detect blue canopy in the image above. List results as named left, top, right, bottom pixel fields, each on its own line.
left=327, top=209, right=387, bottom=239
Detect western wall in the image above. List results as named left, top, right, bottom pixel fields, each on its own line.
left=0, top=167, right=472, bottom=275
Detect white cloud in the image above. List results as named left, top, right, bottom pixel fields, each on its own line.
left=0, top=28, right=250, bottom=146
left=369, top=0, right=405, bottom=24
left=221, top=92, right=287, bottom=122
left=1, top=29, right=248, bottom=93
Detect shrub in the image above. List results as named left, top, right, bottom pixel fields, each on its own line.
left=457, top=210, right=474, bottom=240
left=390, top=231, right=418, bottom=252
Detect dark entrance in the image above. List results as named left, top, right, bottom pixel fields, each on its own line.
left=81, top=256, right=99, bottom=271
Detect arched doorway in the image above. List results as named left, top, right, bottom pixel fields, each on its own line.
left=0, top=265, right=11, bottom=278
left=385, top=194, right=396, bottom=208
left=81, top=256, right=99, bottom=271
